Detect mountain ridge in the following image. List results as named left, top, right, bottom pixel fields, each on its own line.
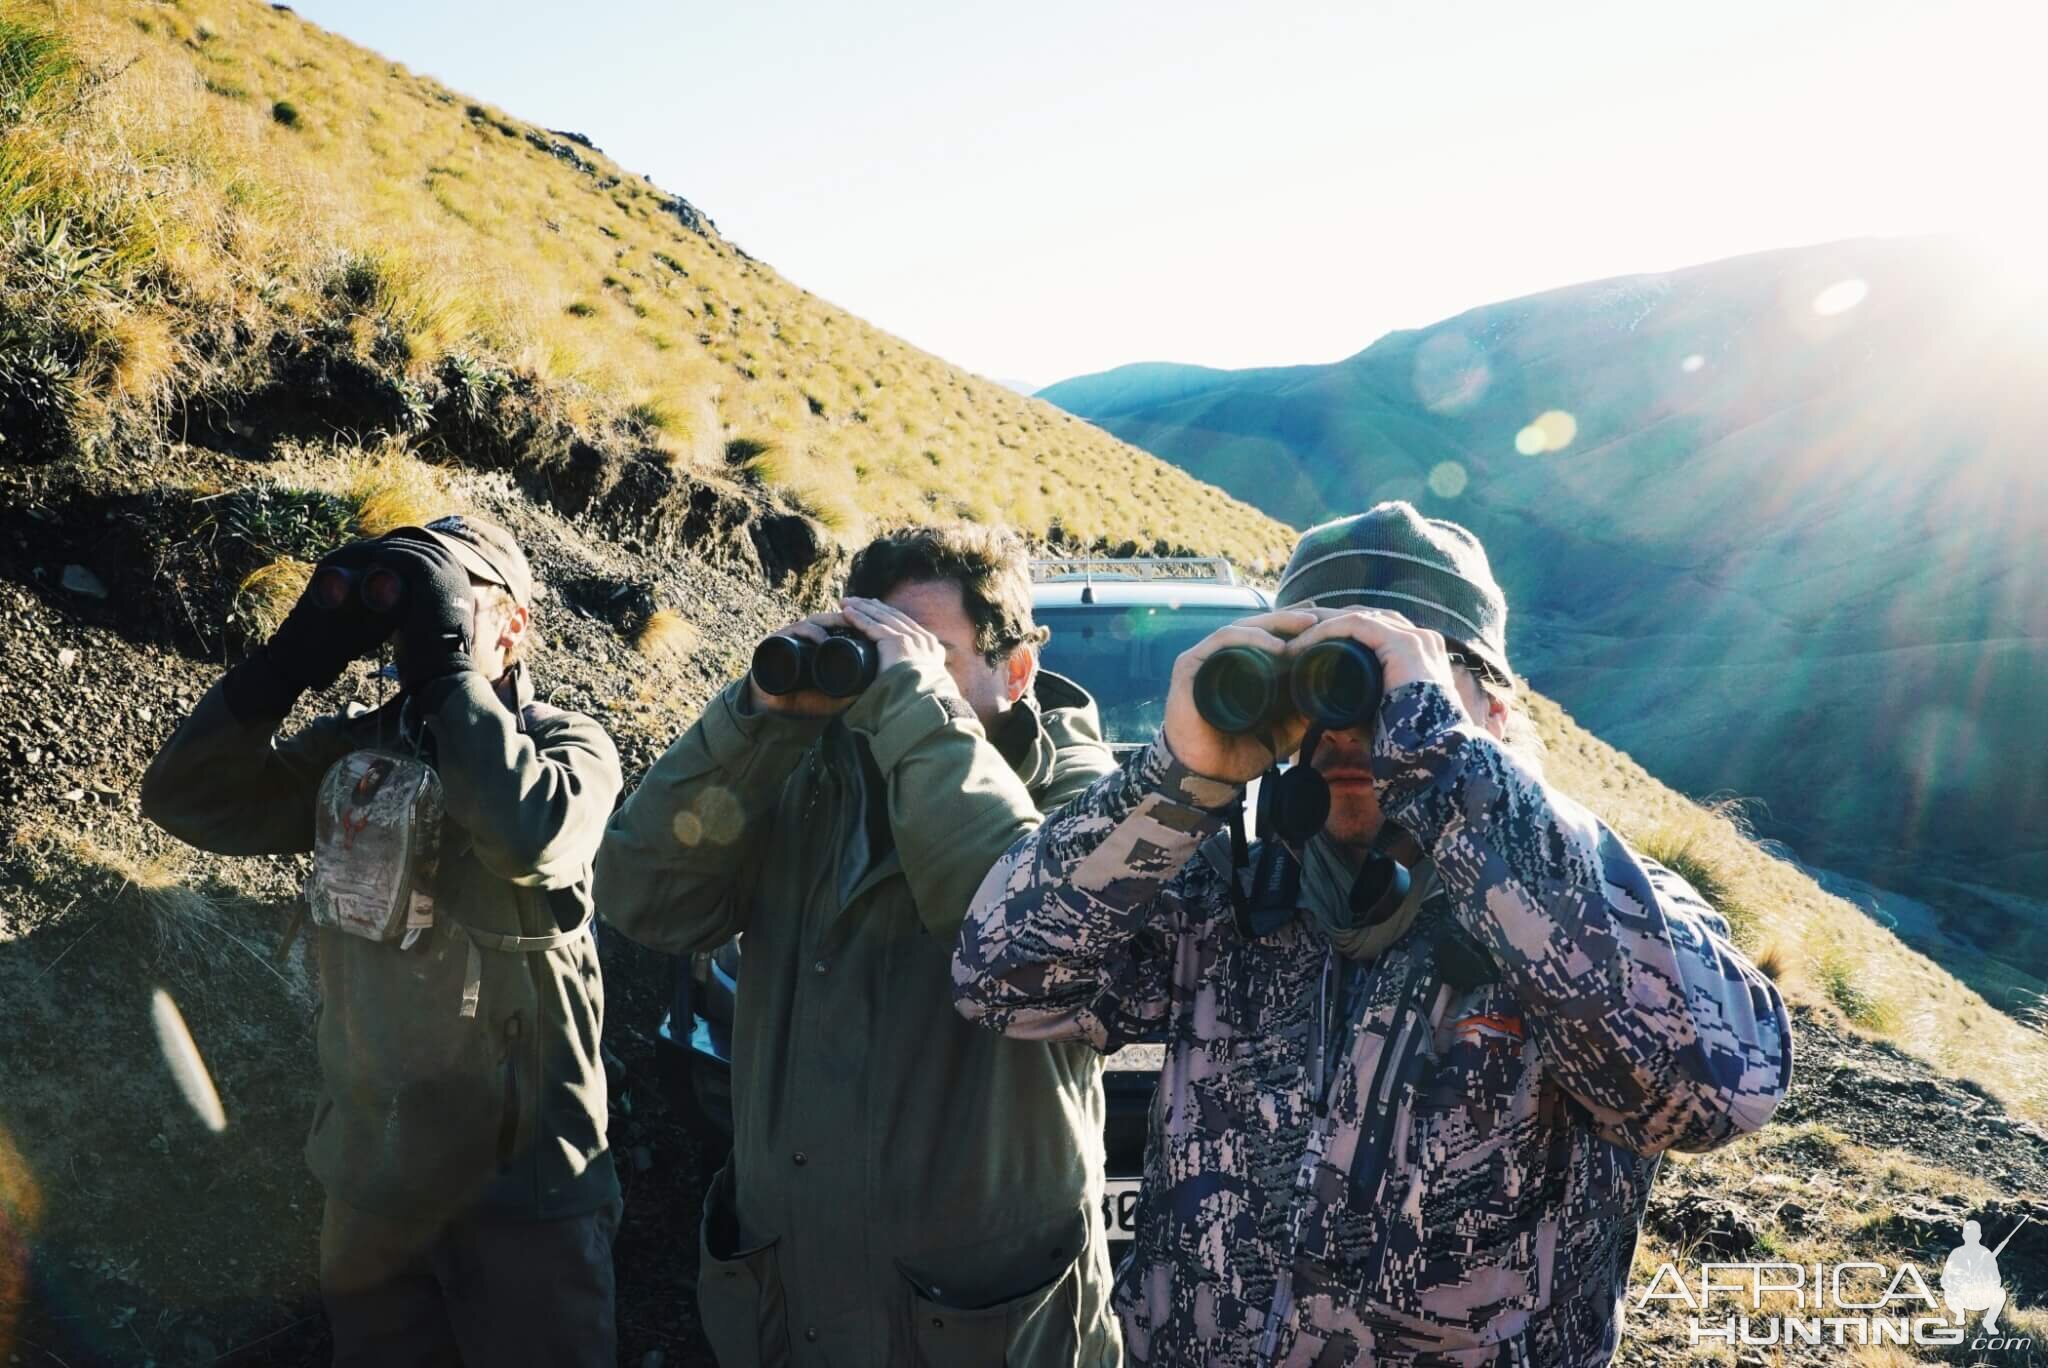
left=1039, top=234, right=2048, bottom=1005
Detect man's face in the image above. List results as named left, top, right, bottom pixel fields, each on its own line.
left=1312, top=665, right=1501, bottom=848
left=386, top=579, right=528, bottom=682
left=882, top=578, right=1026, bottom=733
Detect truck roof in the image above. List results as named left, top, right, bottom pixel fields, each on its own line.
left=1031, top=580, right=1273, bottom=608
left=1029, top=556, right=1272, bottom=610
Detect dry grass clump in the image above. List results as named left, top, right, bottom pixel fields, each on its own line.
left=5, top=817, right=277, bottom=999
left=232, top=555, right=313, bottom=637
left=0, top=1, right=1293, bottom=570
left=633, top=608, right=697, bottom=660
left=340, top=444, right=457, bottom=534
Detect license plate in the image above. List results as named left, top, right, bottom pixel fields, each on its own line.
left=1101, top=1178, right=1142, bottom=1238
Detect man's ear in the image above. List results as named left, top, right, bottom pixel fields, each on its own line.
left=1004, top=641, right=1038, bottom=704
left=500, top=603, right=530, bottom=652
left=1479, top=685, right=1509, bottom=741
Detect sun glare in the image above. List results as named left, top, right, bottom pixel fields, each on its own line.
left=1812, top=279, right=1868, bottom=317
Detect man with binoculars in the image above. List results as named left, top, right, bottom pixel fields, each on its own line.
left=596, top=524, right=1124, bottom=1366
left=141, top=515, right=625, bottom=1367
left=955, top=502, right=1792, bottom=1367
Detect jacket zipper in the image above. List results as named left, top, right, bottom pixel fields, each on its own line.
left=1258, top=946, right=1366, bottom=1361
left=1259, top=953, right=1437, bottom=1361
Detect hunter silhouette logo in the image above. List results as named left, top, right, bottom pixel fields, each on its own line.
left=1944, top=1215, right=2032, bottom=1334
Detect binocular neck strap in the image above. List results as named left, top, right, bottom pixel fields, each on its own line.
left=1226, top=797, right=1255, bottom=942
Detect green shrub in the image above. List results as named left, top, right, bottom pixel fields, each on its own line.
left=0, top=17, right=76, bottom=124
left=221, top=484, right=354, bottom=565
left=270, top=98, right=299, bottom=127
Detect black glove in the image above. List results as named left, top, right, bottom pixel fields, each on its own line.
left=223, top=540, right=387, bottom=721
left=373, top=529, right=478, bottom=697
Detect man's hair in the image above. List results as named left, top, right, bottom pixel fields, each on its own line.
left=845, top=523, right=1043, bottom=664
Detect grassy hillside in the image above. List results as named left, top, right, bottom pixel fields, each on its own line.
left=1528, top=692, right=2048, bottom=1121
left=0, top=0, right=1291, bottom=568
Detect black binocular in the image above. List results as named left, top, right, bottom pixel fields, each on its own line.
left=1192, top=639, right=1385, bottom=735
left=751, top=629, right=879, bottom=699
left=311, top=563, right=406, bottom=618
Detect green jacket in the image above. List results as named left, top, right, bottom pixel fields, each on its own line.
left=139, top=665, right=623, bottom=1223
left=596, top=661, right=1122, bottom=1367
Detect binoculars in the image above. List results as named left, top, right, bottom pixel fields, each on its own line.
left=1192, top=639, right=1385, bottom=735
left=311, top=563, right=406, bottom=618
left=752, top=630, right=879, bottom=699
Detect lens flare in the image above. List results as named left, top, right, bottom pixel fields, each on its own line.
left=1428, top=461, right=1469, bottom=498
left=0, top=1126, right=42, bottom=1359
left=1680, top=353, right=1706, bottom=373
left=1515, top=409, right=1579, bottom=455
left=151, top=988, right=227, bottom=1133
left=1812, top=278, right=1869, bottom=316
left=693, top=784, right=745, bottom=847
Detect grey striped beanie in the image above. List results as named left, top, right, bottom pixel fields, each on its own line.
left=1276, top=502, right=1511, bottom=683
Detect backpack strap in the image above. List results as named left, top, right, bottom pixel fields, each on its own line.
left=445, top=903, right=595, bottom=1018
left=454, top=903, right=594, bottom=954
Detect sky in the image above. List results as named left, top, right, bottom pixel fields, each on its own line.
left=291, top=0, right=2047, bottom=389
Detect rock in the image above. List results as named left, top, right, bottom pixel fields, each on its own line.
left=1651, top=1191, right=1761, bottom=1258
left=57, top=647, right=76, bottom=669
left=1876, top=1198, right=1972, bottom=1251
left=1773, top=1199, right=1813, bottom=1233
left=60, top=565, right=107, bottom=598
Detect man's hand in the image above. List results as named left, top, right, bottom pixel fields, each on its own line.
left=1162, top=609, right=1318, bottom=785
left=747, top=610, right=858, bottom=718
left=840, top=597, right=948, bottom=679
left=374, top=531, right=478, bottom=692
left=266, top=540, right=387, bottom=691
left=1286, top=607, right=1469, bottom=717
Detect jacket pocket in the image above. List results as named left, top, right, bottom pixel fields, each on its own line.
left=1366, top=1098, right=1552, bottom=1324
left=697, top=1163, right=791, bottom=1368
left=900, top=1262, right=1079, bottom=1368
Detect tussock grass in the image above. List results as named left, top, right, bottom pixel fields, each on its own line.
left=339, top=444, right=456, bottom=534
left=232, top=555, right=311, bottom=636
left=0, top=0, right=1293, bottom=570
left=1532, top=692, right=2048, bottom=1122
left=633, top=608, right=697, bottom=659
left=6, top=818, right=274, bottom=999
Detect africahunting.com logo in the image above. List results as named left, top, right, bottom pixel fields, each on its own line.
left=1636, top=1214, right=2034, bottom=1355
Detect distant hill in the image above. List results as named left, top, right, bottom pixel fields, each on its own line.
left=1042, top=237, right=2048, bottom=1000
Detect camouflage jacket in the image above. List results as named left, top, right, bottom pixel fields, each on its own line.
left=954, top=681, right=1792, bottom=1366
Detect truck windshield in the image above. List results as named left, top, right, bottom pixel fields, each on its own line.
left=1036, top=603, right=1259, bottom=745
